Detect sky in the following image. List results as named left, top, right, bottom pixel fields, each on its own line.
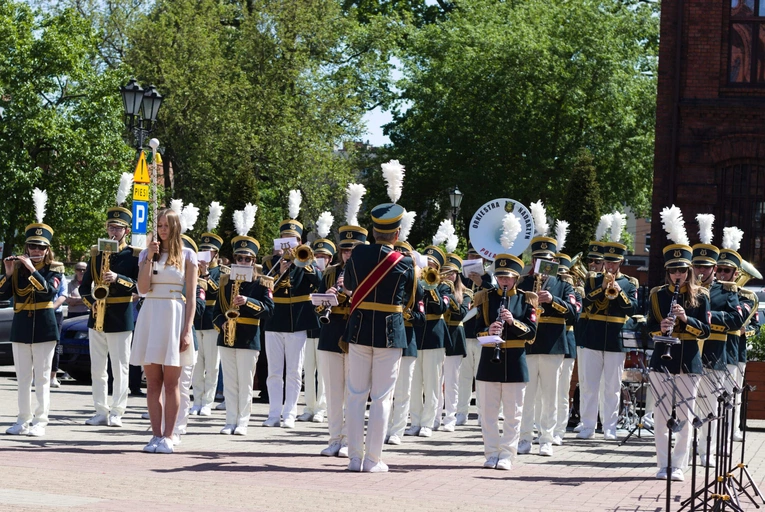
left=361, top=107, right=393, bottom=147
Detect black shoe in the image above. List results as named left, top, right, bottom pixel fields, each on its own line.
left=130, top=389, right=146, bottom=397
left=255, top=392, right=269, bottom=403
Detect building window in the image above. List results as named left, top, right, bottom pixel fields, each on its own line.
left=718, top=162, right=765, bottom=268
left=729, top=0, right=765, bottom=84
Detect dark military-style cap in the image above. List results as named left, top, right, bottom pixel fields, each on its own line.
left=587, top=241, right=604, bottom=261
left=556, top=253, right=572, bottom=272
left=442, top=253, right=463, bottom=273
left=530, top=236, right=557, bottom=259
left=603, top=242, right=627, bottom=262
left=279, top=219, right=304, bottom=239
left=692, top=243, right=720, bottom=266
left=663, top=244, right=693, bottom=269
left=494, top=253, right=524, bottom=277
left=423, top=245, right=446, bottom=268
left=717, top=249, right=742, bottom=268
left=106, top=207, right=132, bottom=228
left=313, top=238, right=336, bottom=258
left=25, top=223, right=54, bottom=246
left=370, top=203, right=405, bottom=234
left=232, top=235, right=260, bottom=257
left=338, top=225, right=368, bottom=249
left=181, top=235, right=198, bottom=252
left=199, top=232, right=223, bottom=252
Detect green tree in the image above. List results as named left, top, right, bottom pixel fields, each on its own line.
left=0, top=1, right=133, bottom=260
left=560, top=149, right=602, bottom=257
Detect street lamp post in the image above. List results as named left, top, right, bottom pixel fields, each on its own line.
left=120, top=78, right=163, bottom=153
left=449, top=186, right=464, bottom=226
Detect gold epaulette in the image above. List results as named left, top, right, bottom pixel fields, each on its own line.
left=131, top=246, right=143, bottom=257
left=472, top=289, right=489, bottom=308
left=575, top=285, right=585, bottom=297
left=627, top=276, right=640, bottom=287
left=90, top=245, right=99, bottom=258
left=50, top=261, right=65, bottom=273
left=258, top=275, right=275, bottom=290
left=720, top=281, right=738, bottom=293
left=255, top=264, right=263, bottom=273
left=219, top=273, right=229, bottom=288
left=197, top=277, right=208, bottom=291
left=220, top=265, right=231, bottom=275
left=523, top=290, right=539, bottom=309
left=587, top=271, right=600, bottom=278
left=464, top=288, right=475, bottom=300
left=649, top=285, right=665, bottom=297
left=559, top=273, right=574, bottom=285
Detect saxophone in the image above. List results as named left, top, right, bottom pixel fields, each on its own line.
left=224, top=277, right=243, bottom=347
left=92, top=246, right=112, bottom=332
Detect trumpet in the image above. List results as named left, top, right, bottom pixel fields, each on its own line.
left=604, top=270, right=619, bottom=300
left=316, top=270, right=345, bottom=324
left=224, top=277, right=243, bottom=347
left=422, top=266, right=441, bottom=290
left=273, top=244, right=314, bottom=288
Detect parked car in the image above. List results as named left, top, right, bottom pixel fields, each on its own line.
left=57, top=314, right=92, bottom=383
left=0, top=300, right=13, bottom=366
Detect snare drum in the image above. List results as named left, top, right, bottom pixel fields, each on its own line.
left=622, top=350, right=645, bottom=383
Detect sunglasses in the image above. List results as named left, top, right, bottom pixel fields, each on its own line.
left=235, top=256, right=253, bottom=264
left=717, top=267, right=734, bottom=273
left=75, top=268, right=86, bottom=272
left=26, top=244, right=47, bottom=251
left=668, top=268, right=688, bottom=275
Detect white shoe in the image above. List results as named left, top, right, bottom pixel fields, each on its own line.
left=642, top=415, right=654, bottom=429
left=6, top=423, right=29, bottom=435
left=347, top=457, right=362, bottom=472
left=234, top=426, right=247, bottom=436
left=171, top=433, right=182, bottom=445
left=220, top=425, right=234, bottom=434
left=338, top=443, right=349, bottom=458
left=141, top=412, right=150, bottom=420
left=418, top=427, right=432, bottom=437
left=297, top=412, right=313, bottom=422
left=404, top=426, right=420, bottom=436
left=321, top=441, right=342, bottom=456
left=441, top=423, right=455, bottom=432
left=27, top=424, right=45, bottom=437
left=455, top=413, right=467, bottom=426
left=189, top=405, right=201, bottom=416
left=108, top=415, right=123, bottom=427
left=155, top=437, right=174, bottom=454
left=50, top=378, right=60, bottom=388
left=143, top=436, right=161, bottom=453
left=517, top=439, right=532, bottom=454
left=199, top=406, right=212, bottom=417
left=700, top=454, right=716, bottom=467
left=733, top=432, right=744, bottom=442
left=262, top=417, right=281, bottom=427
left=215, top=401, right=226, bottom=411
left=603, top=429, right=617, bottom=441
left=386, top=434, right=402, bottom=445
left=85, top=414, right=109, bottom=426
left=495, top=458, right=512, bottom=470
left=362, top=458, right=388, bottom=473
left=483, top=456, right=498, bottom=469
left=573, top=422, right=584, bottom=433
left=656, top=468, right=668, bottom=479
left=539, top=442, right=553, bottom=457
left=282, top=418, right=296, bottom=429
left=576, top=428, right=595, bottom=439
left=432, top=419, right=441, bottom=430
left=312, top=412, right=325, bottom=423
left=670, top=468, right=685, bottom=482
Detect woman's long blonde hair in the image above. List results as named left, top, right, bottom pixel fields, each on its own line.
left=665, top=267, right=702, bottom=308
left=157, top=209, right=184, bottom=270
left=447, top=270, right=467, bottom=305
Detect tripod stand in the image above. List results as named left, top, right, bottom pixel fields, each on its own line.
left=734, top=383, right=765, bottom=506
left=620, top=353, right=654, bottom=446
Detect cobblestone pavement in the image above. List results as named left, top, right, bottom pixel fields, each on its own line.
left=1, top=369, right=764, bottom=512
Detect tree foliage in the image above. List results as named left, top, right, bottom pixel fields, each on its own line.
left=560, top=148, right=602, bottom=257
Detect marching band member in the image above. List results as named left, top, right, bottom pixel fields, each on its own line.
left=2, top=189, right=63, bottom=437
left=457, top=242, right=493, bottom=426
left=474, top=250, right=538, bottom=470
left=345, top=160, right=417, bottom=472
left=79, top=174, right=140, bottom=428
left=191, top=201, right=227, bottom=417
left=386, top=212, right=425, bottom=445
left=691, top=216, right=744, bottom=466
left=552, top=252, right=578, bottom=444
left=408, top=241, right=452, bottom=437
left=517, top=202, right=578, bottom=457
left=298, top=212, right=334, bottom=424
left=441, top=253, right=472, bottom=432
left=131, top=208, right=198, bottom=454
left=578, top=213, right=638, bottom=441
left=214, top=206, right=274, bottom=435
left=648, top=206, right=709, bottom=481
left=263, top=190, right=322, bottom=428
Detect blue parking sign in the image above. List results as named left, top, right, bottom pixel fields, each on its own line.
left=132, top=201, right=148, bottom=234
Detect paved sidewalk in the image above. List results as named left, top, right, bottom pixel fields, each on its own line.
left=1, top=369, right=764, bottom=512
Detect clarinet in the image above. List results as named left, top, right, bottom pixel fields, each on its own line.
left=659, top=278, right=682, bottom=360
left=491, top=286, right=509, bottom=364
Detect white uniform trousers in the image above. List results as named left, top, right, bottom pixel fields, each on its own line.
left=318, top=350, right=347, bottom=444
left=89, top=329, right=132, bottom=417
left=191, top=329, right=220, bottom=408
left=265, top=331, right=306, bottom=422
left=175, top=363, right=194, bottom=434
left=520, top=354, right=563, bottom=444
left=457, top=338, right=482, bottom=417
left=736, top=362, right=746, bottom=435
left=478, top=381, right=525, bottom=460
left=696, top=368, right=726, bottom=457
left=388, top=355, right=417, bottom=439
left=578, top=348, right=625, bottom=432
left=726, top=363, right=742, bottom=438
left=302, top=338, right=327, bottom=416
left=555, top=358, right=576, bottom=437
left=346, top=344, right=401, bottom=463
left=650, top=371, right=699, bottom=470
left=442, top=355, right=462, bottom=428
left=410, top=348, right=445, bottom=429
left=220, top=347, right=259, bottom=428
left=12, top=341, right=56, bottom=426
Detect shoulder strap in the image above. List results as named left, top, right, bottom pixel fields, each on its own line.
left=349, top=250, right=404, bottom=314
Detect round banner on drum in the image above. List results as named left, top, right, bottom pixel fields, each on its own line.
left=469, top=198, right=535, bottom=260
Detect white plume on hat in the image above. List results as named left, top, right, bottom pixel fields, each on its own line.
left=180, top=204, right=200, bottom=235
left=595, top=214, right=613, bottom=242
left=116, top=173, right=133, bottom=206
left=432, top=219, right=455, bottom=247
left=316, top=211, right=334, bottom=239
left=555, top=220, right=570, bottom=251
left=206, top=201, right=224, bottom=232
left=170, top=199, right=184, bottom=217
left=233, top=206, right=256, bottom=238
left=530, top=200, right=549, bottom=237
left=500, top=212, right=522, bottom=250
left=722, top=227, right=744, bottom=252
left=696, top=214, right=715, bottom=245
left=381, top=160, right=405, bottom=203
left=32, top=188, right=47, bottom=224
left=610, top=211, right=626, bottom=244
left=243, top=203, right=257, bottom=232
left=660, top=205, right=689, bottom=245
left=288, top=190, right=301, bottom=220
left=345, top=183, right=366, bottom=226
left=399, top=211, right=416, bottom=242
left=445, top=233, right=459, bottom=254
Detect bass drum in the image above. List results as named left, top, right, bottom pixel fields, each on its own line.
left=468, top=198, right=535, bottom=262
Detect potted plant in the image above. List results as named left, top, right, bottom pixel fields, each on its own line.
left=744, top=329, right=765, bottom=420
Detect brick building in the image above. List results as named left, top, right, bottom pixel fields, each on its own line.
left=650, top=0, right=765, bottom=285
